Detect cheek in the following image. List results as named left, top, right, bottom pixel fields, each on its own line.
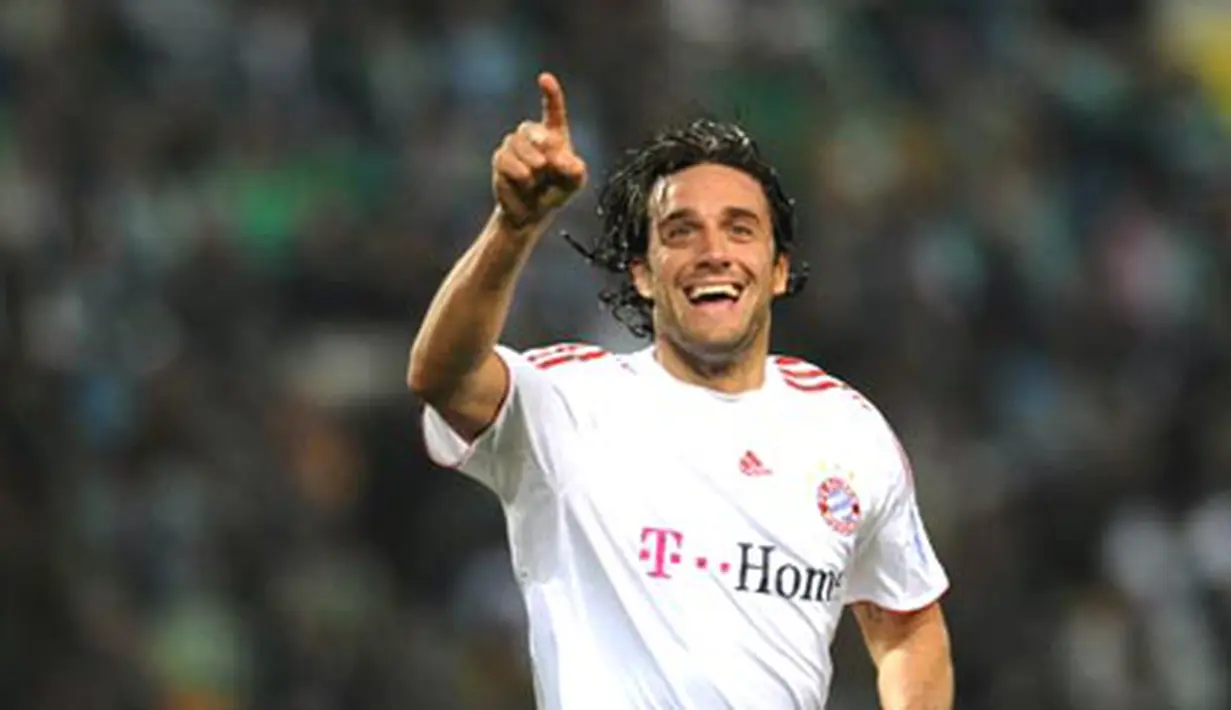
left=746, top=250, right=779, bottom=288
left=631, top=258, right=657, bottom=300
left=649, top=254, right=682, bottom=296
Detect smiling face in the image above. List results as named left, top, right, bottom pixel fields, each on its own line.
left=631, top=163, right=790, bottom=366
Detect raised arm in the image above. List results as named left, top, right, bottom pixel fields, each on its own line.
left=407, top=72, right=587, bottom=441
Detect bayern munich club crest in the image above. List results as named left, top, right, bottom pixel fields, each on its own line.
left=817, top=476, right=862, bottom=536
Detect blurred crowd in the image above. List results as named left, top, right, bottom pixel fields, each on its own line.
left=0, top=0, right=1228, bottom=709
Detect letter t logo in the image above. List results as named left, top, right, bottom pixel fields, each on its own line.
left=640, top=527, right=683, bottom=579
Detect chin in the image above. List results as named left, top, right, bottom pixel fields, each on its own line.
left=677, top=325, right=757, bottom=363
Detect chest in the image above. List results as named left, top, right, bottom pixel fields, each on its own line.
left=561, top=393, right=872, bottom=582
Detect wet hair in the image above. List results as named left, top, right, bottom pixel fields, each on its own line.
left=563, top=118, right=809, bottom=339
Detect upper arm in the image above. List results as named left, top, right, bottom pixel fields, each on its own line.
left=420, top=343, right=605, bottom=501
left=426, top=349, right=511, bottom=443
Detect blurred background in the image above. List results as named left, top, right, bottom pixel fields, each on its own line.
left=1, top=0, right=1229, bottom=708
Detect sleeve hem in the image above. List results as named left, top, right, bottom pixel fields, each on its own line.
left=420, top=350, right=514, bottom=471
left=845, top=583, right=950, bottom=614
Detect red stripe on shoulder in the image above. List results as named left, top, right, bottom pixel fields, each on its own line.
left=781, top=366, right=828, bottom=379
left=526, top=343, right=587, bottom=363
left=773, top=356, right=827, bottom=376
left=529, top=344, right=610, bottom=370
left=775, top=355, right=844, bottom=394
left=784, top=378, right=844, bottom=393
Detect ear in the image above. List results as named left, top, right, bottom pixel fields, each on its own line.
left=630, top=258, right=654, bottom=300
left=771, top=252, right=790, bottom=296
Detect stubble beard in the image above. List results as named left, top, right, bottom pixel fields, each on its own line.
left=657, top=300, right=771, bottom=377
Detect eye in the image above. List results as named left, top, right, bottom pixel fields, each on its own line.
left=730, top=223, right=757, bottom=239
left=662, top=222, right=695, bottom=242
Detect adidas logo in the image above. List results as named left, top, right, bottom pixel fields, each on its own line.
left=739, top=450, right=772, bottom=477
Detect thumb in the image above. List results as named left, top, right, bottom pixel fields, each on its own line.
left=555, top=153, right=587, bottom=182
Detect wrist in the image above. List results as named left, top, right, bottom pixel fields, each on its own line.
left=493, top=205, right=552, bottom=240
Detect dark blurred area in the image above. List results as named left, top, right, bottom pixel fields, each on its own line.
left=0, top=0, right=1228, bottom=708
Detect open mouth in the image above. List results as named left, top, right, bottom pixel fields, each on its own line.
left=684, top=283, right=744, bottom=308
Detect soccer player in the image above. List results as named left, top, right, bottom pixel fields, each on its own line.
left=409, top=72, right=953, bottom=709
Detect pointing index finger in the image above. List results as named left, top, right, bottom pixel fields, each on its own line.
left=538, top=72, right=570, bottom=136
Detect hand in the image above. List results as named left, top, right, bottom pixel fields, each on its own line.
left=491, top=72, right=588, bottom=231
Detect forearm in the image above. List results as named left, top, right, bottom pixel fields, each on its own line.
left=408, top=72, right=583, bottom=437
left=408, top=207, right=543, bottom=399
left=874, top=626, right=953, bottom=710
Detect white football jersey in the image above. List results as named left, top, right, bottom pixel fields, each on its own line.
left=422, top=344, right=949, bottom=710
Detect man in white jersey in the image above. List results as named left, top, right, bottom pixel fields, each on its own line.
left=409, top=72, right=954, bottom=709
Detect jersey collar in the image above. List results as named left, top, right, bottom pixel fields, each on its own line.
left=626, top=346, right=783, bottom=403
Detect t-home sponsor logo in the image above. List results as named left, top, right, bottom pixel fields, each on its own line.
left=639, top=527, right=844, bottom=603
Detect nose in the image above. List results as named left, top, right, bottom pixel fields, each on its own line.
left=695, top=223, right=732, bottom=264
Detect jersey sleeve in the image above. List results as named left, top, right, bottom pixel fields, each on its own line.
left=420, top=344, right=594, bottom=502
left=845, top=412, right=949, bottom=612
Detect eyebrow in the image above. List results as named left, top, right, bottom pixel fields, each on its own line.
left=723, top=207, right=763, bottom=224
left=656, top=206, right=765, bottom=225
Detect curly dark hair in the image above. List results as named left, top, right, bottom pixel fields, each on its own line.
left=563, top=118, right=809, bottom=339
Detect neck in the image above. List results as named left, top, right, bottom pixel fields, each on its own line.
left=652, top=335, right=769, bottom=394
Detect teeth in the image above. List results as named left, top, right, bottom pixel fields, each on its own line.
left=687, top=284, right=741, bottom=300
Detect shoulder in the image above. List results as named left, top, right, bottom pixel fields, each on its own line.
left=512, top=342, right=631, bottom=386
left=771, top=355, right=872, bottom=408
left=773, top=355, right=912, bottom=492
left=522, top=342, right=614, bottom=370
left=771, top=354, right=897, bottom=446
